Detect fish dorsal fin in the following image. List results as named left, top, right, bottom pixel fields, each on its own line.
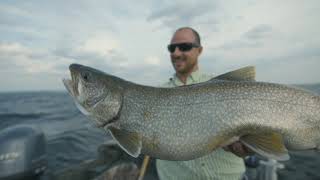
left=108, top=126, right=142, bottom=158
left=213, top=66, right=256, bottom=81
left=240, top=132, right=289, bottom=161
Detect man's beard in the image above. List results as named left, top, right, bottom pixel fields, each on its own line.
left=172, top=58, right=197, bottom=74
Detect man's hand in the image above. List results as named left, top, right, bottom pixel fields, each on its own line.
left=223, top=141, right=254, bottom=158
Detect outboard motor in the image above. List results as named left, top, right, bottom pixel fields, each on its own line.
left=0, top=125, right=47, bottom=180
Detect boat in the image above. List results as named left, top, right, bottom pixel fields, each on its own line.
left=0, top=125, right=284, bottom=180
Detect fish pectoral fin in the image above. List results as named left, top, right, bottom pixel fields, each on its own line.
left=108, top=127, right=142, bottom=158
left=240, top=132, right=290, bottom=161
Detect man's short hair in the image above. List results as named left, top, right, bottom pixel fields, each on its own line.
left=175, top=27, right=201, bottom=46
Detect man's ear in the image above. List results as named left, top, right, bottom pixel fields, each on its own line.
left=198, top=46, right=203, bottom=55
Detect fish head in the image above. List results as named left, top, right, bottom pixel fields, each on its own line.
left=63, top=63, right=122, bottom=127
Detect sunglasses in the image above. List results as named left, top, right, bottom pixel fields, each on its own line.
left=167, top=43, right=200, bottom=53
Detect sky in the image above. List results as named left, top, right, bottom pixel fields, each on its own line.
left=0, top=0, right=319, bottom=92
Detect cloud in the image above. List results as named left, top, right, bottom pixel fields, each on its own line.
left=0, top=42, right=75, bottom=91
left=213, top=24, right=273, bottom=51
left=1, top=0, right=320, bottom=91
left=201, top=38, right=320, bottom=84
left=51, top=32, right=171, bottom=86
left=78, top=34, right=120, bottom=56
left=147, top=1, right=220, bottom=29
left=256, top=55, right=320, bottom=84
left=244, top=24, right=273, bottom=40
left=144, top=56, right=161, bottom=66
left=53, top=32, right=130, bottom=73
left=0, top=4, right=33, bottom=26
left=0, top=42, right=72, bottom=74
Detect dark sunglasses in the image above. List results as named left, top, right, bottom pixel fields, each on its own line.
left=167, top=43, right=200, bottom=53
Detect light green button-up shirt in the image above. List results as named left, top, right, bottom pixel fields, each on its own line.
left=156, top=70, right=246, bottom=180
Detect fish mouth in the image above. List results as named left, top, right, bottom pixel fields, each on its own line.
left=63, top=65, right=80, bottom=98
left=63, top=67, right=91, bottom=117
left=63, top=78, right=74, bottom=97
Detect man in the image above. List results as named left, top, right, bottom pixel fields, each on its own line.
left=156, top=27, right=250, bottom=180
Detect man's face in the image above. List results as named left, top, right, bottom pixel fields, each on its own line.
left=169, top=29, right=202, bottom=74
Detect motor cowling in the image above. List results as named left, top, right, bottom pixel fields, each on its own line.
left=0, top=125, right=47, bottom=180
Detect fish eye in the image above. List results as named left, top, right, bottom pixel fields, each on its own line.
left=82, top=72, right=91, bottom=82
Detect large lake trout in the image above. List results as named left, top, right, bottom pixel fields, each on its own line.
left=63, top=64, right=320, bottom=161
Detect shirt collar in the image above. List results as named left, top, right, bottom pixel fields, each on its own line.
left=170, top=70, right=202, bottom=86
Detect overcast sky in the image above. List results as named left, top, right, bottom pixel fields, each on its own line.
left=0, top=0, right=319, bottom=92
